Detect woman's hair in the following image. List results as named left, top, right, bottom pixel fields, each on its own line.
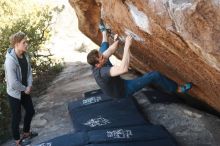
left=87, top=49, right=99, bottom=66
left=9, top=32, right=27, bottom=48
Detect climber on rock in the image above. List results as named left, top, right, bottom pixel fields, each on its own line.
left=87, top=19, right=192, bottom=98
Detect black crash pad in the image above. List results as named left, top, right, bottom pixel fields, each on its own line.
left=84, top=89, right=103, bottom=98
left=85, top=139, right=177, bottom=146
left=88, top=124, right=175, bottom=143
left=35, top=132, right=88, bottom=146
left=68, top=91, right=112, bottom=112
left=69, top=97, right=148, bottom=131
left=142, top=89, right=182, bottom=103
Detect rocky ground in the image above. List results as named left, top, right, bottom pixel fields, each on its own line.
left=2, top=52, right=220, bottom=146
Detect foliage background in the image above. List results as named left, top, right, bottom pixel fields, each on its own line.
left=0, top=0, right=64, bottom=143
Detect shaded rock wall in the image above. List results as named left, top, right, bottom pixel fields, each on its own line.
left=69, top=0, right=220, bottom=113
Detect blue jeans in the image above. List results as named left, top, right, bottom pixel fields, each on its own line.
left=123, top=71, right=178, bottom=97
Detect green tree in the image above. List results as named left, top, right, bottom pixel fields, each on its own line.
left=0, top=0, right=64, bottom=143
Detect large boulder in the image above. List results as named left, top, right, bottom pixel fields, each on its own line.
left=69, top=0, right=220, bottom=113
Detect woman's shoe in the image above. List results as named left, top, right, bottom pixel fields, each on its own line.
left=22, top=131, right=38, bottom=139
left=16, top=138, right=31, bottom=146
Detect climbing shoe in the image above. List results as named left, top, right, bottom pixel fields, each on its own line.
left=99, top=19, right=106, bottom=32
left=180, top=82, right=192, bottom=93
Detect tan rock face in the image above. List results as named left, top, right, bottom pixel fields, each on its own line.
left=69, top=0, right=220, bottom=113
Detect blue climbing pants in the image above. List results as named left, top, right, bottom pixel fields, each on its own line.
left=123, top=71, right=178, bottom=97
